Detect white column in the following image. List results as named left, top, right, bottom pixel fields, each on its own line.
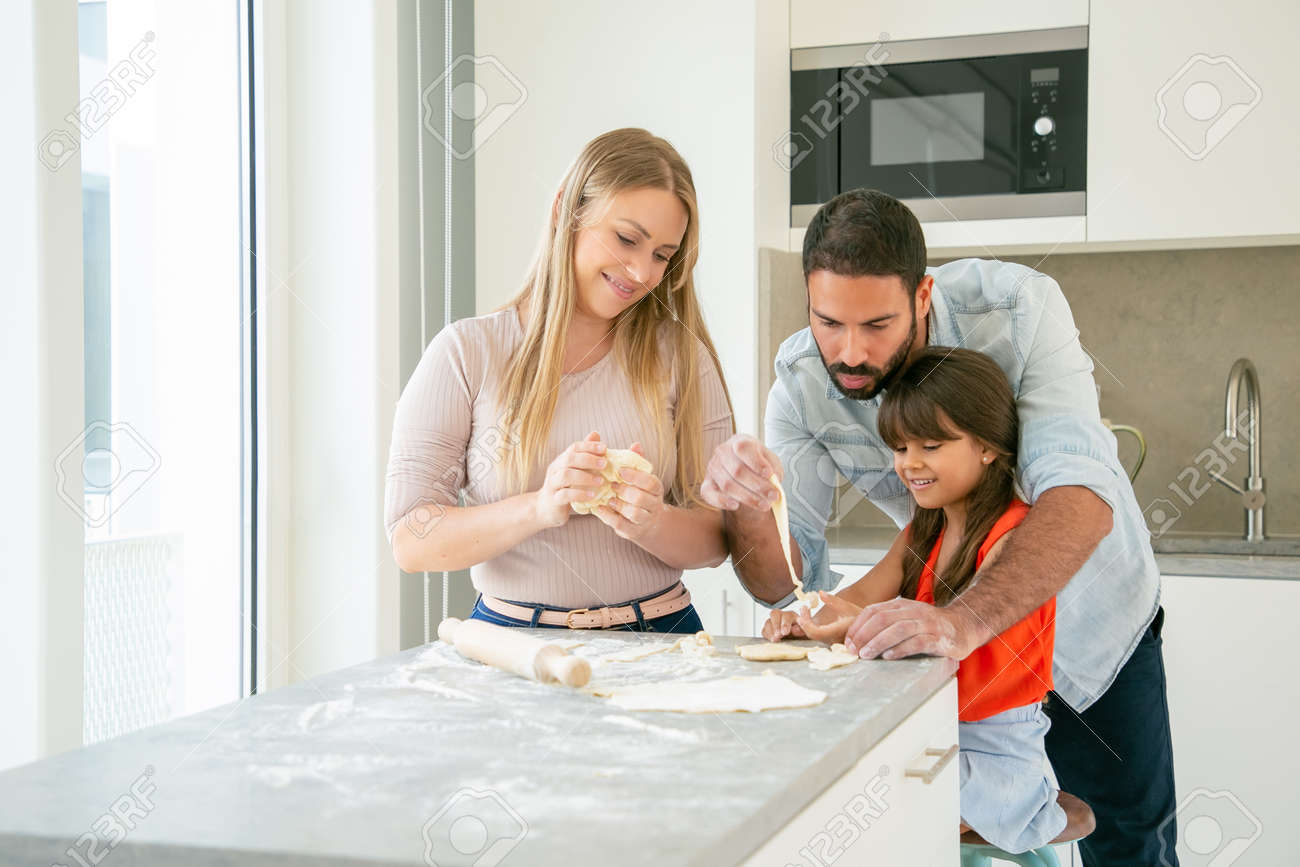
left=0, top=0, right=86, bottom=770
left=258, top=0, right=404, bottom=685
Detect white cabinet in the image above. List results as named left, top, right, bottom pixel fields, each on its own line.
left=1159, top=575, right=1300, bottom=866
left=682, top=563, right=763, bottom=638
left=1088, top=1, right=1300, bottom=243
left=746, top=678, right=959, bottom=865
left=791, top=0, right=1087, bottom=49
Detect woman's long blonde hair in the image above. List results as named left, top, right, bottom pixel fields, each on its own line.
left=495, top=128, right=734, bottom=507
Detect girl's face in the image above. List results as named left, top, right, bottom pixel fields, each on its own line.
left=570, top=187, right=688, bottom=322
left=891, top=418, right=997, bottom=511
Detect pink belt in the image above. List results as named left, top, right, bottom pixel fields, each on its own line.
left=478, top=583, right=692, bottom=629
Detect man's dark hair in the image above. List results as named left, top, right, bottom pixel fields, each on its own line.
left=801, top=189, right=927, bottom=296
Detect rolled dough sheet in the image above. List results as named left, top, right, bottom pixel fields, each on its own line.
left=602, top=642, right=678, bottom=663
left=599, top=674, right=826, bottom=713
left=602, top=631, right=716, bottom=663
left=571, top=448, right=653, bottom=514
left=808, top=643, right=858, bottom=671
left=737, top=642, right=810, bottom=661
left=769, top=473, right=819, bottom=610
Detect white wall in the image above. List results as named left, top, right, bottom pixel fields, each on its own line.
left=474, top=0, right=794, bottom=437
left=0, top=0, right=85, bottom=770
left=258, top=0, right=403, bottom=686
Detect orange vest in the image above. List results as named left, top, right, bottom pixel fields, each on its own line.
left=914, top=499, right=1055, bottom=722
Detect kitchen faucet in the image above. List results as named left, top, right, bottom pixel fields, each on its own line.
left=1208, top=358, right=1266, bottom=541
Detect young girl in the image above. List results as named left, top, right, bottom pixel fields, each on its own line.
left=385, top=128, right=734, bottom=633
left=764, top=346, right=1067, bottom=853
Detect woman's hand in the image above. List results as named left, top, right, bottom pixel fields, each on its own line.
left=532, top=431, right=609, bottom=528
left=592, top=442, right=667, bottom=544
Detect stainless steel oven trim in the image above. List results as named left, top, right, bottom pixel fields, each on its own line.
left=791, top=26, right=1088, bottom=71
left=792, top=191, right=1085, bottom=227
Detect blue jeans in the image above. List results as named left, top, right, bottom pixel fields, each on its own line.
left=1044, top=605, right=1178, bottom=865
left=469, top=589, right=704, bottom=634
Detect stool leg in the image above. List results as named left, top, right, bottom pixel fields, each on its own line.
left=959, top=843, right=1063, bottom=867
left=1019, top=844, right=1062, bottom=867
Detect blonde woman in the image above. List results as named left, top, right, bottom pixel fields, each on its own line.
left=384, top=128, right=734, bottom=633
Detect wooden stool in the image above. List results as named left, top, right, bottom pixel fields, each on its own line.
left=960, top=791, right=1096, bottom=867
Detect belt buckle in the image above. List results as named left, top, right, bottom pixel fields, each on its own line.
left=564, top=608, right=591, bottom=629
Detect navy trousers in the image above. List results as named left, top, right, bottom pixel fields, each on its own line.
left=1044, top=606, right=1179, bottom=866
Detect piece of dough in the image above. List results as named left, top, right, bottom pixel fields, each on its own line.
left=769, top=473, right=819, bottom=610
left=808, top=643, right=858, bottom=671
left=737, top=642, right=810, bottom=661
left=598, top=674, right=826, bottom=713
left=673, top=631, right=717, bottom=657
left=571, top=448, right=653, bottom=514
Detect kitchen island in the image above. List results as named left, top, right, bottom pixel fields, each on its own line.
left=0, top=631, right=957, bottom=867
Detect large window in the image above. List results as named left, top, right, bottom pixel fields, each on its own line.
left=72, top=0, right=247, bottom=742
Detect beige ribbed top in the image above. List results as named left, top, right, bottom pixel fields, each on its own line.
left=384, top=308, right=733, bottom=608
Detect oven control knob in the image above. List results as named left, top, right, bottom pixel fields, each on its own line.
left=1034, top=115, right=1055, bottom=137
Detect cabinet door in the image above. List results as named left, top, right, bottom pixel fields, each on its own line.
left=744, top=678, right=959, bottom=865
left=1088, top=1, right=1300, bottom=242
left=1160, top=575, right=1300, bottom=866
left=791, top=0, right=1086, bottom=48
left=681, top=564, right=762, bottom=637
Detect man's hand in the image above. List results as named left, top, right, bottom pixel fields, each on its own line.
left=843, top=597, right=991, bottom=661
left=700, top=434, right=783, bottom=511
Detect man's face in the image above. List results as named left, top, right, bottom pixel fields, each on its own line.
left=807, top=270, right=933, bottom=400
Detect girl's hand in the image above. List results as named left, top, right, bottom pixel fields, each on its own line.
left=592, top=442, right=666, bottom=544
left=795, top=592, right=864, bottom=645
left=762, top=607, right=807, bottom=642
left=533, top=432, right=609, bottom=528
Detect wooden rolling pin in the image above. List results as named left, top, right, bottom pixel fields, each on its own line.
left=436, top=617, right=592, bottom=688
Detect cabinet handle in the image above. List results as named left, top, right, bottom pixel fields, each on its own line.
left=904, top=744, right=958, bottom=785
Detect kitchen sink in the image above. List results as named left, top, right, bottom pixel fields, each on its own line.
left=1151, top=533, right=1300, bottom=557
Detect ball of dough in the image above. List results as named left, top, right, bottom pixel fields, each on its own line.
left=570, top=448, right=653, bottom=514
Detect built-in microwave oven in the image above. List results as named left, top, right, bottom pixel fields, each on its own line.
left=788, top=27, right=1087, bottom=226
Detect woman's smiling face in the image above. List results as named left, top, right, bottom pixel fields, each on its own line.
left=571, top=186, right=688, bottom=321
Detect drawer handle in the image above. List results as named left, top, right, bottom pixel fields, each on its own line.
left=904, top=744, right=958, bottom=785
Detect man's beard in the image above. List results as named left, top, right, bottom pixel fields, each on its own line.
left=821, top=313, right=917, bottom=401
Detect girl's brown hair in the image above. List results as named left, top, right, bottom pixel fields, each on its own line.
left=495, top=128, right=734, bottom=507
left=877, top=347, right=1019, bottom=606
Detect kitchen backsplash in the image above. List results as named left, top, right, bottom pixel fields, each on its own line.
left=757, top=244, right=1298, bottom=537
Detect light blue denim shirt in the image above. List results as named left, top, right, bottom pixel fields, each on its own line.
left=765, top=257, right=1160, bottom=712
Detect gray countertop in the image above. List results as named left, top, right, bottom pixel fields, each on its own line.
left=0, top=631, right=955, bottom=867
left=827, top=526, right=1300, bottom=580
